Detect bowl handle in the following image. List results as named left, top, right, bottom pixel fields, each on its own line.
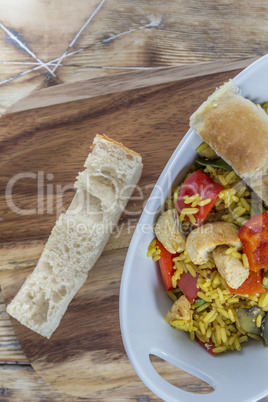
left=138, top=352, right=229, bottom=402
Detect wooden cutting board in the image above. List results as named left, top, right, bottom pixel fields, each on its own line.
left=0, top=59, right=252, bottom=398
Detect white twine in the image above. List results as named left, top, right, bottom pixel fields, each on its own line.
left=0, top=22, right=56, bottom=76
left=51, top=0, right=107, bottom=74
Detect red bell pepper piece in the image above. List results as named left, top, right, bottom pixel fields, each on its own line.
left=195, top=336, right=216, bottom=356
left=176, top=170, right=224, bottom=227
left=229, top=269, right=266, bottom=295
left=177, top=272, right=200, bottom=304
left=155, top=240, right=200, bottom=301
left=155, top=239, right=176, bottom=291
left=238, top=212, right=268, bottom=272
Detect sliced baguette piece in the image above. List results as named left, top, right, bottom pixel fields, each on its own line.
left=6, top=134, right=143, bottom=338
left=190, top=80, right=268, bottom=205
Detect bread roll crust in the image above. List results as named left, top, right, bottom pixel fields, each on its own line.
left=190, top=80, right=268, bottom=204
left=95, top=134, right=141, bottom=157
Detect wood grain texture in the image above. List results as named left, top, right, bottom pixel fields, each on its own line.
left=1, top=0, right=268, bottom=115
left=7, top=58, right=256, bottom=114
left=1, top=61, right=268, bottom=400
left=0, top=296, right=27, bottom=363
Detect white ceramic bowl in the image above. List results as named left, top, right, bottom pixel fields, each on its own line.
left=119, top=54, right=268, bottom=402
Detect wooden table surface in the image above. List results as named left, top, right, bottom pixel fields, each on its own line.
left=1, top=1, right=268, bottom=401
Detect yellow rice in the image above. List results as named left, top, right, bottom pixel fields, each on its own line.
left=167, top=254, right=267, bottom=353
left=147, top=239, right=161, bottom=261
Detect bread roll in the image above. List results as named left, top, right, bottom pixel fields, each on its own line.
left=6, top=134, right=143, bottom=338
left=190, top=80, right=268, bottom=205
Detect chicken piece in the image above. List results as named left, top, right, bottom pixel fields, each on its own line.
left=166, top=295, right=191, bottom=323
left=213, top=245, right=249, bottom=289
left=186, top=221, right=242, bottom=265
left=154, top=209, right=186, bottom=254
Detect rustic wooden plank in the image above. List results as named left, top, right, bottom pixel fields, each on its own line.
left=0, top=363, right=160, bottom=401
left=0, top=241, right=45, bottom=272
left=0, top=365, right=95, bottom=401
left=1, top=363, right=267, bottom=401
left=1, top=0, right=268, bottom=114
left=8, top=58, right=256, bottom=114
left=0, top=73, right=48, bottom=116
left=0, top=0, right=102, bottom=61
left=0, top=297, right=27, bottom=363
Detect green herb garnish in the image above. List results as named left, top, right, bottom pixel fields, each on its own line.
left=196, top=157, right=233, bottom=171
